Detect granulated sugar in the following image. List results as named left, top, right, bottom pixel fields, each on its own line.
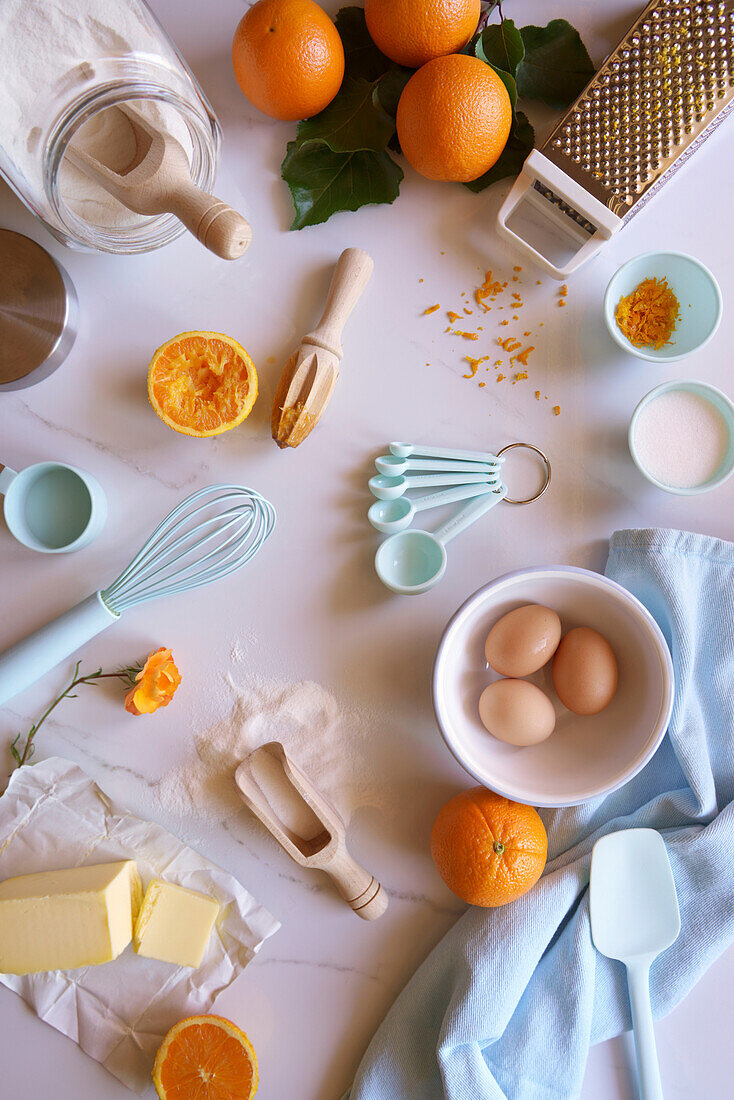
left=159, top=671, right=384, bottom=832
left=633, top=388, right=730, bottom=488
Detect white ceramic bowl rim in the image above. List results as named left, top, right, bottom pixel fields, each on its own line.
left=603, top=249, right=723, bottom=363
left=432, top=566, right=675, bottom=808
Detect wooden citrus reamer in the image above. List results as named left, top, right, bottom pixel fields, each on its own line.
left=271, top=247, right=374, bottom=448
left=234, top=742, right=388, bottom=920
left=66, top=103, right=251, bottom=259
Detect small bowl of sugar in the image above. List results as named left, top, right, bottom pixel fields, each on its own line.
left=629, top=380, right=734, bottom=495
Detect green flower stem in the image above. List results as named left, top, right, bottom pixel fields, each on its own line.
left=9, top=660, right=142, bottom=773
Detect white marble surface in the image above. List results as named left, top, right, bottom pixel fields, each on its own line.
left=1, top=1, right=733, bottom=1097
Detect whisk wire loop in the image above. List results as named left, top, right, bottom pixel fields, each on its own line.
left=102, top=485, right=276, bottom=614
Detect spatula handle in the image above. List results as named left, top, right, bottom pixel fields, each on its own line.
left=627, top=962, right=664, bottom=1100
left=304, top=248, right=374, bottom=359
left=327, top=847, right=388, bottom=920
left=169, top=183, right=252, bottom=260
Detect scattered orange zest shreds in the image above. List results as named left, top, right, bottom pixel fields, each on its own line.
left=560, top=284, right=568, bottom=296
left=497, top=373, right=505, bottom=382
left=500, top=319, right=509, bottom=326
left=494, top=359, right=503, bottom=366
left=475, top=270, right=506, bottom=311
left=447, top=310, right=461, bottom=322
left=516, top=345, right=535, bottom=366
left=524, top=331, right=532, bottom=337
left=478, top=381, right=486, bottom=388
left=513, top=315, right=519, bottom=321
left=464, top=355, right=490, bottom=378
left=535, top=390, right=541, bottom=400
left=450, top=329, right=479, bottom=340
left=615, top=276, right=680, bottom=349
left=514, top=266, right=522, bottom=272
left=559, top=299, right=566, bottom=307
left=512, top=371, right=529, bottom=384
left=553, top=406, right=561, bottom=416
left=464, top=307, right=473, bottom=315
left=500, top=337, right=522, bottom=352
left=424, top=304, right=440, bottom=314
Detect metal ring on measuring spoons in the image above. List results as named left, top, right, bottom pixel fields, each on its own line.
left=496, top=443, right=551, bottom=505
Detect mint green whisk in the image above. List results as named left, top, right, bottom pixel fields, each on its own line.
left=0, top=485, right=276, bottom=706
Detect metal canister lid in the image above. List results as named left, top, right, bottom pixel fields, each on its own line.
left=0, top=229, right=78, bottom=391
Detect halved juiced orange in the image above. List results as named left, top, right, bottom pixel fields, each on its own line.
left=148, top=331, right=258, bottom=437
left=152, top=1014, right=258, bottom=1100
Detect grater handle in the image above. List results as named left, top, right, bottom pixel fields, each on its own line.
left=497, top=150, right=622, bottom=280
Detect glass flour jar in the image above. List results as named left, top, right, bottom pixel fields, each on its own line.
left=0, top=0, right=221, bottom=254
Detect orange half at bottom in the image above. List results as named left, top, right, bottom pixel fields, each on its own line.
left=153, top=1014, right=259, bottom=1100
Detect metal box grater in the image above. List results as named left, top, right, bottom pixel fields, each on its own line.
left=497, top=0, right=734, bottom=279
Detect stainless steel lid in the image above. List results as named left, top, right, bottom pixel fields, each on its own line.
left=0, top=229, right=78, bottom=390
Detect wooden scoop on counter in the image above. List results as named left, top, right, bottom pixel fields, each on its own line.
left=65, top=103, right=251, bottom=259
left=234, top=741, right=388, bottom=920
left=271, top=247, right=373, bottom=448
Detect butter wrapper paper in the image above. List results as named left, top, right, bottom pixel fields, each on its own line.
left=0, top=757, right=280, bottom=1093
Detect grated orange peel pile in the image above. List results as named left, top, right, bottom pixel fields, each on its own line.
left=615, top=276, right=680, bottom=350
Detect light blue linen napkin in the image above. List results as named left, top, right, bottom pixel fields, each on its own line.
left=346, top=529, right=734, bottom=1100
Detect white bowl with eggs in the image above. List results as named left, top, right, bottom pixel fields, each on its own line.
left=432, top=567, right=674, bottom=808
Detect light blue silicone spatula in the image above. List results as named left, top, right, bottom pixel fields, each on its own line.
left=590, top=829, right=681, bottom=1100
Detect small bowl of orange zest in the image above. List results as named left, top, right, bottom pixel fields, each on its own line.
left=603, top=251, right=722, bottom=363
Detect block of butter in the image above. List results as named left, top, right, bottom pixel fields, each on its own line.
left=134, top=880, right=220, bottom=968
left=0, top=860, right=142, bottom=975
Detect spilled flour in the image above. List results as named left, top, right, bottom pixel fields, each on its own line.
left=159, top=671, right=383, bottom=831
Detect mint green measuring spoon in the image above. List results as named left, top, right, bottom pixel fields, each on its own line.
left=369, top=471, right=499, bottom=501
left=389, top=441, right=503, bottom=463
left=375, top=454, right=502, bottom=476
left=375, top=484, right=507, bottom=594
left=368, top=481, right=498, bottom=534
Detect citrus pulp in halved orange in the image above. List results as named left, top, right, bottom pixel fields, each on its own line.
left=152, top=1014, right=259, bottom=1100
left=148, top=331, right=258, bottom=437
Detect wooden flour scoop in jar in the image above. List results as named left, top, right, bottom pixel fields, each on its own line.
left=271, top=247, right=373, bottom=448
left=66, top=103, right=251, bottom=259
left=234, top=741, right=388, bottom=920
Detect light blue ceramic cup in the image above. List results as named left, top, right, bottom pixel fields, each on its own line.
left=604, top=251, right=722, bottom=362
left=628, top=380, right=734, bottom=496
left=0, top=460, right=107, bottom=552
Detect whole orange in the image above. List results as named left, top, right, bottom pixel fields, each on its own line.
left=396, top=55, right=513, bottom=182
left=365, top=0, right=481, bottom=69
left=232, top=0, right=345, bottom=121
left=430, top=787, right=548, bottom=906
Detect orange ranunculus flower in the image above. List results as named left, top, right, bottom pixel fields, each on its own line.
left=124, top=648, right=181, bottom=716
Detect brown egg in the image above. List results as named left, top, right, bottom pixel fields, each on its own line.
left=552, top=627, right=618, bottom=715
left=478, top=679, right=556, bottom=746
left=485, top=604, right=562, bottom=677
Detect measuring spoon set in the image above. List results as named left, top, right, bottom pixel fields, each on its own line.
left=369, top=442, right=551, bottom=594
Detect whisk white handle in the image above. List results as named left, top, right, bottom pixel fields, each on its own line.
left=0, top=592, right=118, bottom=707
